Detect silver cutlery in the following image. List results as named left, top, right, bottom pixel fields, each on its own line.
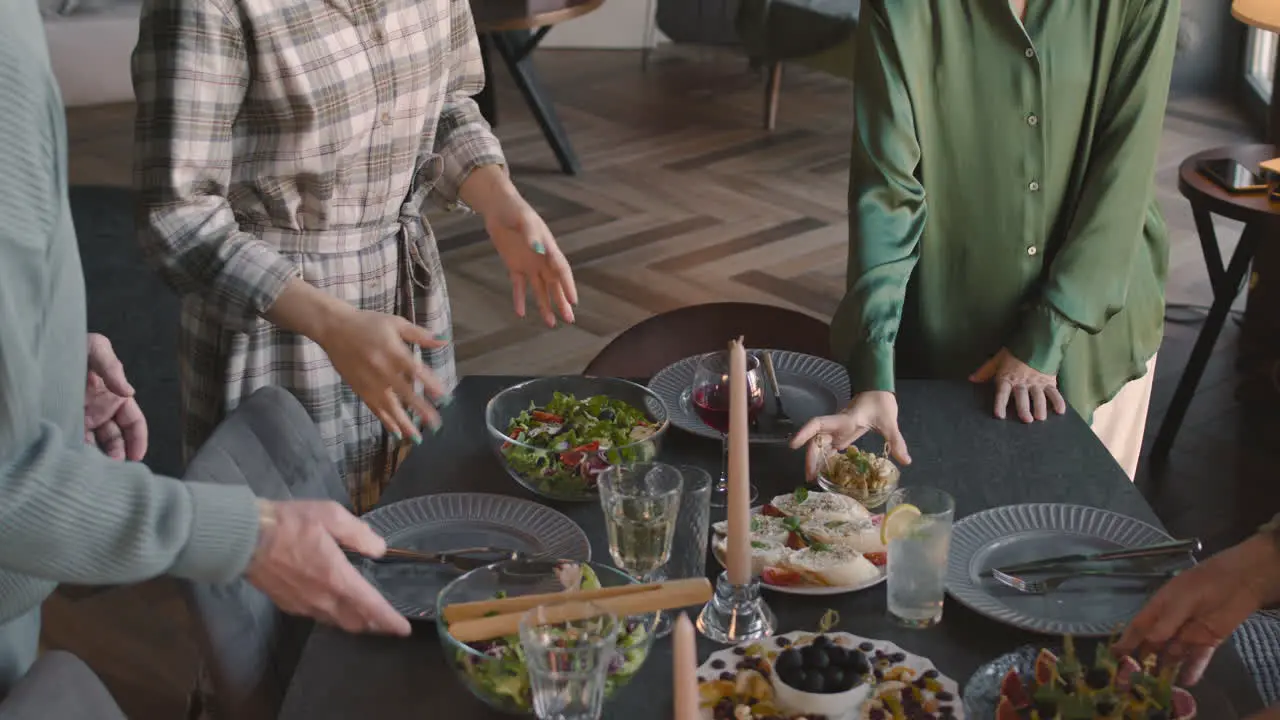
left=991, top=567, right=1180, bottom=595
left=761, top=351, right=794, bottom=434
left=983, top=537, right=1200, bottom=576
left=347, top=545, right=524, bottom=571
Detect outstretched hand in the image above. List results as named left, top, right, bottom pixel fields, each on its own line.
left=486, top=197, right=578, bottom=328
left=970, top=348, right=1067, bottom=423
left=789, top=391, right=911, bottom=482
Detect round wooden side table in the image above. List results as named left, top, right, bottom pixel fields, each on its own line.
left=1150, top=143, right=1280, bottom=463
left=472, top=0, right=604, bottom=175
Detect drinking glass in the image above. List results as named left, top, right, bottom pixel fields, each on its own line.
left=519, top=602, right=620, bottom=720
left=648, top=466, right=713, bottom=640
left=690, top=350, right=763, bottom=507
left=885, top=486, right=955, bottom=628
left=598, top=462, right=682, bottom=636
left=663, top=465, right=713, bottom=585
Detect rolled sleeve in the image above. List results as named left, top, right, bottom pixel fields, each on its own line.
left=847, top=341, right=897, bottom=395
left=132, top=0, right=299, bottom=331
left=429, top=0, right=506, bottom=208
left=1006, top=303, right=1079, bottom=377
left=169, top=481, right=261, bottom=583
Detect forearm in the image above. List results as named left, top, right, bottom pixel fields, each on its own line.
left=0, top=423, right=259, bottom=586
left=457, top=164, right=520, bottom=217
left=262, top=277, right=356, bottom=347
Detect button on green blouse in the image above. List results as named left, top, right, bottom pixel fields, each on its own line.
left=832, top=0, right=1179, bottom=421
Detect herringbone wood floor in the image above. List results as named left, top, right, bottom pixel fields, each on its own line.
left=47, top=46, right=1277, bottom=718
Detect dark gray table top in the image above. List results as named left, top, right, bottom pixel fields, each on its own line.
left=279, top=375, right=1264, bottom=719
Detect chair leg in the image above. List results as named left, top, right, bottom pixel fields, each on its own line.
left=764, top=62, right=782, bottom=131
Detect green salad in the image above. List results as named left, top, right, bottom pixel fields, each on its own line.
left=502, top=392, right=659, bottom=497
left=452, top=565, right=653, bottom=713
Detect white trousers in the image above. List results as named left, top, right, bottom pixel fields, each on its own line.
left=1089, top=355, right=1158, bottom=481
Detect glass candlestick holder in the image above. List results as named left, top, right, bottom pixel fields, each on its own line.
left=696, top=572, right=776, bottom=645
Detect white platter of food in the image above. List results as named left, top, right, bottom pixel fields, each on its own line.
left=696, top=628, right=964, bottom=720
left=711, top=489, right=888, bottom=596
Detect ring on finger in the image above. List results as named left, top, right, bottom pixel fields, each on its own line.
left=531, top=241, right=546, bottom=255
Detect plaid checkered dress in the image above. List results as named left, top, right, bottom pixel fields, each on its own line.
left=133, top=0, right=504, bottom=514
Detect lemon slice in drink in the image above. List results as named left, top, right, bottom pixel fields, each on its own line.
left=880, top=503, right=922, bottom=545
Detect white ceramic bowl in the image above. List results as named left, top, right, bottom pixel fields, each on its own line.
left=770, top=671, right=872, bottom=720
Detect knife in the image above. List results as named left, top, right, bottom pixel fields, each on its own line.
left=982, top=538, right=1200, bottom=576
left=346, top=546, right=521, bottom=571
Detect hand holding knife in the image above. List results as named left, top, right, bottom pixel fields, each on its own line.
left=982, top=537, right=1201, bottom=577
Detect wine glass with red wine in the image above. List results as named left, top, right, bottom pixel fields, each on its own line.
left=691, top=350, right=763, bottom=508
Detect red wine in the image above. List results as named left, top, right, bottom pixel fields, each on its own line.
left=692, top=385, right=764, bottom=433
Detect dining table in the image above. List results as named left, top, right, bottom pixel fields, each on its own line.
left=277, top=375, right=1265, bottom=719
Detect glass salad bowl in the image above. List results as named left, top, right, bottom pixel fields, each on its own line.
left=436, top=559, right=659, bottom=715
left=484, top=376, right=669, bottom=502
left=814, top=443, right=901, bottom=510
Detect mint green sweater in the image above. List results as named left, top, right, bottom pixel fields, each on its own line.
left=0, top=2, right=263, bottom=694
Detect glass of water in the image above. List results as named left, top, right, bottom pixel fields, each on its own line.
left=519, top=602, right=620, bottom=720
left=885, top=486, right=954, bottom=628
left=598, top=463, right=682, bottom=635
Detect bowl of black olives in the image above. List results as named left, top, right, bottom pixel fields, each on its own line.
left=771, top=633, right=873, bottom=720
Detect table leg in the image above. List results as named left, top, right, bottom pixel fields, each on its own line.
left=1191, top=204, right=1225, bottom=291
left=1149, top=222, right=1263, bottom=465
left=476, top=33, right=497, bottom=127
left=490, top=30, right=581, bottom=175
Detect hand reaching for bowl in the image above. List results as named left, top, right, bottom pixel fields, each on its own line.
left=246, top=500, right=411, bottom=637
left=789, top=391, right=911, bottom=482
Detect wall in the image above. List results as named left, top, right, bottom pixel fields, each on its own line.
left=541, top=0, right=660, bottom=49
left=544, top=0, right=1247, bottom=105
left=1171, top=0, right=1247, bottom=99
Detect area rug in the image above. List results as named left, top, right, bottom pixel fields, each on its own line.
left=70, top=184, right=182, bottom=478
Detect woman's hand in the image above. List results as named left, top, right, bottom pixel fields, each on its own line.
left=970, top=348, right=1067, bottom=423
left=84, top=333, right=148, bottom=461
left=485, top=196, right=577, bottom=328
left=316, top=308, right=449, bottom=442
left=1114, top=533, right=1280, bottom=686
left=789, top=391, right=912, bottom=481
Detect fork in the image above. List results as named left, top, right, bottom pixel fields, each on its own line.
left=991, top=567, right=1180, bottom=595
left=761, top=351, right=794, bottom=434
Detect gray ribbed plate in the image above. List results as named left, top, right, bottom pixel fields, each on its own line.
left=946, top=504, right=1190, bottom=637
left=647, top=350, right=850, bottom=444
left=356, top=493, right=590, bottom=620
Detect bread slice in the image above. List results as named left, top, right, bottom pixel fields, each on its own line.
left=769, top=491, right=871, bottom=523
left=780, top=545, right=880, bottom=587
left=800, top=517, right=884, bottom=554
